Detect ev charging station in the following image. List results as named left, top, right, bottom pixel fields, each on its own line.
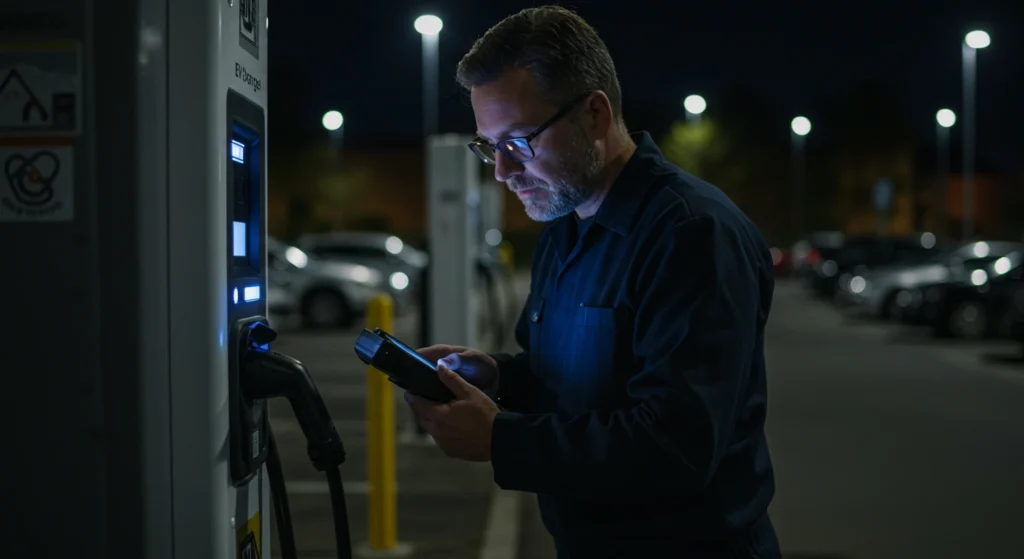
left=424, top=134, right=510, bottom=351
left=3, top=1, right=350, bottom=558
left=425, top=134, right=482, bottom=349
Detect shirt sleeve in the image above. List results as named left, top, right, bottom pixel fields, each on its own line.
left=489, top=214, right=766, bottom=499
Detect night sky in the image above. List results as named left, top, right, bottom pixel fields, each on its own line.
left=268, top=0, right=1023, bottom=169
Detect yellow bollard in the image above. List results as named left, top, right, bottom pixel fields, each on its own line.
left=497, top=240, right=515, bottom=272
left=366, top=293, right=398, bottom=550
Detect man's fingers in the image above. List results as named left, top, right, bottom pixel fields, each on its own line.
left=417, top=345, right=467, bottom=362
left=405, top=391, right=444, bottom=419
left=437, top=365, right=478, bottom=399
left=415, top=414, right=435, bottom=435
left=437, top=353, right=462, bottom=370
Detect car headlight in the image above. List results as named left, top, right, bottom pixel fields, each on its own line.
left=849, top=276, right=868, bottom=294
left=389, top=271, right=410, bottom=290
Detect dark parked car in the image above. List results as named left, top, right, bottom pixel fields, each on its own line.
left=1010, top=315, right=1024, bottom=360
left=791, top=231, right=845, bottom=285
left=913, top=251, right=1024, bottom=339
left=808, top=234, right=944, bottom=300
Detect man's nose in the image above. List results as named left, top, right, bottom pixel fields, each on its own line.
left=493, top=150, right=523, bottom=183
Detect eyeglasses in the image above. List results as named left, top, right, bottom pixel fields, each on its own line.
left=467, top=92, right=590, bottom=165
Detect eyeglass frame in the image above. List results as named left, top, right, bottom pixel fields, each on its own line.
left=466, top=91, right=592, bottom=165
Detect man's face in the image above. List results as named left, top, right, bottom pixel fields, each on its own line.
left=471, top=69, right=604, bottom=222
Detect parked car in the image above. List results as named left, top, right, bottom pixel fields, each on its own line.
left=791, top=231, right=845, bottom=285
left=906, top=251, right=1024, bottom=339
left=267, top=277, right=298, bottom=316
left=267, top=236, right=386, bottom=328
left=296, top=231, right=426, bottom=314
left=1010, top=314, right=1024, bottom=360
left=770, top=246, right=793, bottom=277
left=840, top=240, right=1024, bottom=318
left=808, top=234, right=944, bottom=300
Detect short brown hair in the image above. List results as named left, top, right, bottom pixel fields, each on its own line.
left=456, top=6, right=625, bottom=124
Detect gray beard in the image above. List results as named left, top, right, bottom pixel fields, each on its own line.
left=518, top=135, right=604, bottom=222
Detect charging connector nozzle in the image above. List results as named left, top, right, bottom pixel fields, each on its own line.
left=243, top=347, right=346, bottom=471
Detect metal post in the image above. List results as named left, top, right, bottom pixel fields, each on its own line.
left=937, top=123, right=951, bottom=237
left=421, top=33, right=439, bottom=137
left=364, top=294, right=412, bottom=555
left=962, top=43, right=977, bottom=240
left=791, top=133, right=806, bottom=237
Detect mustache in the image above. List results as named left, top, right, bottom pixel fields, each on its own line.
left=507, top=178, right=546, bottom=192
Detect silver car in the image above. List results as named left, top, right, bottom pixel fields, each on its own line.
left=844, top=240, right=1024, bottom=319
left=296, top=231, right=427, bottom=314
left=267, top=236, right=386, bottom=328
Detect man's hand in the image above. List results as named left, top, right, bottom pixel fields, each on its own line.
left=417, top=345, right=500, bottom=398
left=404, top=365, right=501, bottom=462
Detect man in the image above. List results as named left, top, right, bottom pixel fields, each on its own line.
left=406, top=6, right=780, bottom=558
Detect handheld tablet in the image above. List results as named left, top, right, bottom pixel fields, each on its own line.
left=354, top=328, right=456, bottom=402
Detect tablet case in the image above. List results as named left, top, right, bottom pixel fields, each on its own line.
left=354, top=328, right=456, bottom=402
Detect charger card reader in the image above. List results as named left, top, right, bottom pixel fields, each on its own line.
left=354, top=328, right=455, bottom=402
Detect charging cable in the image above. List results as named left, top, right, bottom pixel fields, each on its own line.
left=243, top=335, right=353, bottom=559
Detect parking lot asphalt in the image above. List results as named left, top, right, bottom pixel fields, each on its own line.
left=267, top=275, right=1024, bottom=559
left=516, top=279, right=1024, bottom=559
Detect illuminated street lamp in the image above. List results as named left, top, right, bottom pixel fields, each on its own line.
left=415, top=15, right=444, bottom=137
left=321, top=110, right=344, bottom=131
left=790, top=116, right=811, bottom=235
left=790, top=116, right=811, bottom=136
left=682, top=94, right=706, bottom=123
left=936, top=108, right=956, bottom=128
left=413, top=14, right=443, bottom=35
left=961, top=29, right=989, bottom=240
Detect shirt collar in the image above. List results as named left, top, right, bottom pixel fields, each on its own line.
left=591, top=131, right=667, bottom=235
left=547, top=131, right=667, bottom=253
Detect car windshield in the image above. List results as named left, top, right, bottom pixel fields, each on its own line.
left=923, top=248, right=957, bottom=264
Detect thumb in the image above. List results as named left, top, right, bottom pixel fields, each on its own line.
left=437, top=353, right=462, bottom=371
left=437, top=365, right=477, bottom=398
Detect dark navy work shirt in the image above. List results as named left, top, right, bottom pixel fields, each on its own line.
left=490, top=132, right=779, bottom=558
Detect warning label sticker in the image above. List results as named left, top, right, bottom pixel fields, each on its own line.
left=237, top=511, right=262, bottom=559
left=0, top=145, right=73, bottom=222
left=0, top=41, right=81, bottom=137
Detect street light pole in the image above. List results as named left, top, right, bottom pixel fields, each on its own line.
left=790, top=116, right=811, bottom=237
left=936, top=109, right=956, bottom=238
left=321, top=110, right=345, bottom=169
left=414, top=15, right=443, bottom=138
left=961, top=30, right=990, bottom=240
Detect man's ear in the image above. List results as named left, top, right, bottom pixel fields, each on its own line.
left=585, top=90, right=615, bottom=141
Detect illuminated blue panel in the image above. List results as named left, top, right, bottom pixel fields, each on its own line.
left=243, top=285, right=261, bottom=302
left=233, top=221, right=247, bottom=257
left=233, top=287, right=239, bottom=304
left=230, top=140, right=245, bottom=163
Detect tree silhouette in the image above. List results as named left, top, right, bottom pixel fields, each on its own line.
left=659, top=83, right=792, bottom=241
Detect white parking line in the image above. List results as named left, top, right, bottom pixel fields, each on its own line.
left=479, top=489, right=522, bottom=559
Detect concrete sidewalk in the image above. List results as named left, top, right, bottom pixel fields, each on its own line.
left=266, top=271, right=532, bottom=559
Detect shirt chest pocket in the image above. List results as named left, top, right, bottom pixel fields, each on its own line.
left=530, top=300, right=634, bottom=414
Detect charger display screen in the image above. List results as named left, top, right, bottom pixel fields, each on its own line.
left=230, top=127, right=260, bottom=271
